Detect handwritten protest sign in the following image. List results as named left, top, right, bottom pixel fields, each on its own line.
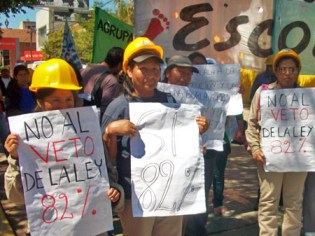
left=261, top=88, right=315, bottom=172
left=157, top=82, right=230, bottom=151
left=8, top=107, right=113, bottom=236
left=129, top=103, right=205, bottom=217
left=189, top=64, right=242, bottom=115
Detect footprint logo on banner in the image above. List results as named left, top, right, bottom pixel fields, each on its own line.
left=143, top=9, right=170, bottom=40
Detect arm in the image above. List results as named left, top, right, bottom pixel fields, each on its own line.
left=103, top=119, right=138, bottom=161
left=103, top=126, right=118, bottom=161
left=4, top=134, right=25, bottom=204
left=108, top=182, right=125, bottom=213
left=233, top=114, right=247, bottom=145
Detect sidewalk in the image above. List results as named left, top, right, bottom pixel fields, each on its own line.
left=206, top=143, right=259, bottom=235
left=0, top=143, right=260, bottom=236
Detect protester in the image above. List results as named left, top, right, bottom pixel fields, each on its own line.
left=303, top=173, right=315, bottom=232
left=0, top=67, right=13, bottom=92
left=5, top=65, right=36, bottom=117
left=249, top=55, right=276, bottom=102
left=191, top=52, right=244, bottom=218
left=101, top=37, right=208, bottom=236
left=163, top=55, right=210, bottom=236
left=249, top=54, right=282, bottom=210
left=81, top=47, right=124, bottom=118
left=0, top=88, right=8, bottom=149
left=188, top=51, right=207, bottom=65
left=4, top=58, right=123, bottom=236
left=246, top=48, right=307, bottom=236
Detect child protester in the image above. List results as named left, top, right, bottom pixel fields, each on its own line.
left=4, top=58, right=123, bottom=236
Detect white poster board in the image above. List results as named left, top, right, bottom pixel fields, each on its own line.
left=157, top=82, right=230, bottom=151
left=8, top=107, right=113, bottom=236
left=129, top=103, right=206, bottom=217
left=189, top=64, right=243, bottom=115
left=261, top=88, right=315, bottom=172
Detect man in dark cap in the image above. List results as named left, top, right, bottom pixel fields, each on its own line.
left=163, top=55, right=199, bottom=86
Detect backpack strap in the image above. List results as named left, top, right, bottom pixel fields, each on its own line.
left=91, top=70, right=111, bottom=102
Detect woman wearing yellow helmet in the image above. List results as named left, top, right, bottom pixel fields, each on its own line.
left=101, top=37, right=185, bottom=236
left=4, top=58, right=121, bottom=236
left=246, top=49, right=307, bottom=235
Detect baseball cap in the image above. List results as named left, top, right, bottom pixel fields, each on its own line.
left=132, top=52, right=164, bottom=64
left=166, top=55, right=199, bottom=73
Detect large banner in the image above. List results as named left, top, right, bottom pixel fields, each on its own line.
left=92, top=7, right=134, bottom=63
left=134, top=0, right=273, bottom=71
left=130, top=103, right=206, bottom=217
left=8, top=107, right=113, bottom=236
left=134, top=0, right=315, bottom=74
left=261, top=88, right=315, bottom=172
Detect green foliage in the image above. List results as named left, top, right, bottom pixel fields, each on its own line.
left=41, top=28, right=64, bottom=59
left=73, top=12, right=95, bottom=62
left=0, top=0, right=37, bottom=17
left=106, top=0, right=134, bottom=25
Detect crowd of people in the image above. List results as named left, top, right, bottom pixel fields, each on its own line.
left=0, top=37, right=314, bottom=236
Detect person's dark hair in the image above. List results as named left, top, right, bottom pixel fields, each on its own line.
left=188, top=51, right=207, bottom=64
left=35, top=88, right=57, bottom=101
left=121, top=60, right=136, bottom=98
left=13, top=64, right=29, bottom=78
left=104, top=47, right=124, bottom=68
left=275, top=56, right=300, bottom=71
left=1, top=68, right=9, bottom=73
left=33, top=88, right=77, bottom=111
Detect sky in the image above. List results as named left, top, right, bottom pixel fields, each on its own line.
left=0, top=0, right=97, bottom=29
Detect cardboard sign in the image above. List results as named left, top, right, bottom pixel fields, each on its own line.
left=129, top=103, right=206, bottom=217
left=261, top=88, right=315, bottom=172
left=8, top=107, right=113, bottom=236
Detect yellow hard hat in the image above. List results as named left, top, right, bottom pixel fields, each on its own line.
left=29, top=58, right=82, bottom=92
left=273, top=48, right=302, bottom=72
left=123, top=37, right=163, bottom=73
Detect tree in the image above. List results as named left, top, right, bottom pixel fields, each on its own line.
left=41, top=27, right=64, bottom=59
left=106, top=0, right=134, bottom=25
left=0, top=0, right=37, bottom=17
